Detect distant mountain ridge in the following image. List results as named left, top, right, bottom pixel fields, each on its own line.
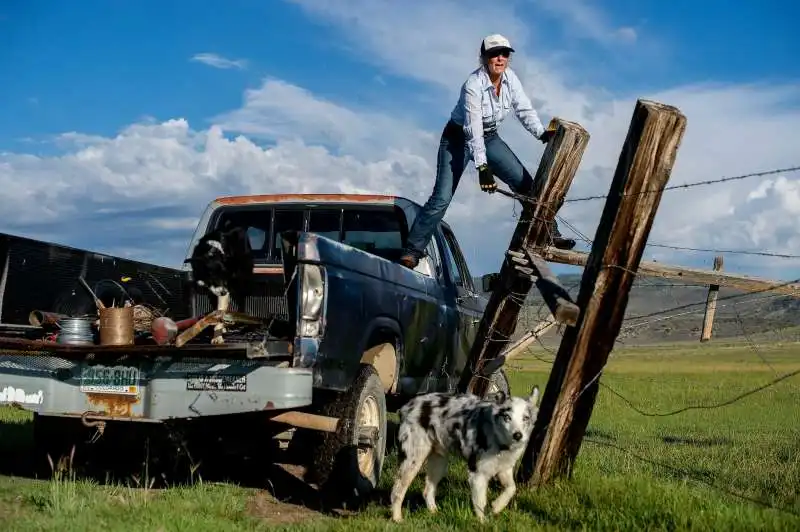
left=472, top=273, right=800, bottom=346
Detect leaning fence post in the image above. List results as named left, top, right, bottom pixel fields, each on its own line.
left=518, top=99, right=687, bottom=486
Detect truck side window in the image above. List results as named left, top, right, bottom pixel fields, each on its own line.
left=441, top=227, right=474, bottom=292
left=308, top=208, right=342, bottom=242
left=272, top=209, right=305, bottom=260
left=439, top=232, right=463, bottom=287
left=425, top=238, right=443, bottom=279
left=342, top=208, right=405, bottom=261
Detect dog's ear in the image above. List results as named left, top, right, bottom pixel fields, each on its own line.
left=491, top=390, right=507, bottom=405
left=529, top=385, right=541, bottom=407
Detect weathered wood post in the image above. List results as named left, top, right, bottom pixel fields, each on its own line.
left=517, top=99, right=687, bottom=486
left=541, top=247, right=800, bottom=297
left=458, top=118, right=590, bottom=398
left=700, top=255, right=724, bottom=341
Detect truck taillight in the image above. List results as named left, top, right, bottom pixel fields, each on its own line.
left=298, top=263, right=326, bottom=338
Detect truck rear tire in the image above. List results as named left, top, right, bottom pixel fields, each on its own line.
left=308, top=364, right=387, bottom=507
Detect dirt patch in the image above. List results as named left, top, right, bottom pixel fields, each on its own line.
left=245, top=462, right=328, bottom=525
left=246, top=490, right=323, bottom=525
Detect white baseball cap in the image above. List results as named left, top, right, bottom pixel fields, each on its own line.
left=481, top=34, right=515, bottom=55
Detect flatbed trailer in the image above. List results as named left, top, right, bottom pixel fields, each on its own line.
left=0, top=333, right=315, bottom=422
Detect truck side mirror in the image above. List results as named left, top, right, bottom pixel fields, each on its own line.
left=481, top=272, right=501, bottom=292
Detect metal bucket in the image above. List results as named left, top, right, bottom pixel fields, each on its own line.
left=98, top=306, right=135, bottom=346
left=56, top=317, right=96, bottom=345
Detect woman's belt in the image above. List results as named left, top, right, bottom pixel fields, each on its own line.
left=446, top=119, right=497, bottom=136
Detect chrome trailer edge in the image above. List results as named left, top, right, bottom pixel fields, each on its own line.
left=0, top=352, right=339, bottom=432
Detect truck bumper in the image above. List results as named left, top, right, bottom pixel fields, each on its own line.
left=0, top=354, right=313, bottom=420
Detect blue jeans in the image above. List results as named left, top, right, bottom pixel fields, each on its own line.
left=404, top=120, right=534, bottom=258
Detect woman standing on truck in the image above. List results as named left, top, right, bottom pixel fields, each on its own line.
left=399, top=34, right=575, bottom=270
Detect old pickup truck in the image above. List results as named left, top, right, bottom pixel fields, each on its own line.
left=0, top=193, right=509, bottom=501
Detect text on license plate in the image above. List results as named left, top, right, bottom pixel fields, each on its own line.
left=80, top=365, right=141, bottom=395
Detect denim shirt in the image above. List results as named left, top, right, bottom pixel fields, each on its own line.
left=450, top=66, right=546, bottom=169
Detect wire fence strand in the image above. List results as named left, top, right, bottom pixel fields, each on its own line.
left=563, top=165, right=800, bottom=203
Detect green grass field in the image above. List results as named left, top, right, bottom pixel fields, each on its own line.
left=0, top=341, right=798, bottom=531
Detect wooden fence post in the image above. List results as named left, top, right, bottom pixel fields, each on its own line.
left=541, top=247, right=800, bottom=298
left=458, top=118, right=590, bottom=397
left=517, top=99, right=687, bottom=486
left=700, top=255, right=724, bottom=342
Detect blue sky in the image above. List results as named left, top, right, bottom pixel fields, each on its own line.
left=1, top=0, right=440, bottom=150
left=4, top=0, right=797, bottom=150
left=1, top=0, right=799, bottom=280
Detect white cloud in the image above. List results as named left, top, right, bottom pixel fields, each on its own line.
left=286, top=0, right=532, bottom=91
left=212, top=78, right=436, bottom=161
left=190, top=52, right=248, bottom=70
left=0, top=114, right=439, bottom=268
left=1, top=0, right=799, bottom=283
left=529, top=0, right=638, bottom=45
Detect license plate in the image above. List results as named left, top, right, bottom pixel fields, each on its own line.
left=80, top=364, right=141, bottom=395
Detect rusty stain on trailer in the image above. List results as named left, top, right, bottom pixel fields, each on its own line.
left=252, top=266, right=283, bottom=274
left=214, top=193, right=399, bottom=205
left=85, top=392, right=141, bottom=417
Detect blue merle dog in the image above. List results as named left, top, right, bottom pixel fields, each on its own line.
left=390, top=385, right=541, bottom=522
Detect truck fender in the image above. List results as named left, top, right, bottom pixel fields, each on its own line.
left=357, top=317, right=403, bottom=394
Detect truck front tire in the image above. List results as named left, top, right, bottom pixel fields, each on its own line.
left=308, top=364, right=387, bottom=506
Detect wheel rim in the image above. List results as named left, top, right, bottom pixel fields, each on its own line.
left=357, top=395, right=380, bottom=478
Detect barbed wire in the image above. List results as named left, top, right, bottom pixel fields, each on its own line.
left=644, top=242, right=800, bottom=259
left=597, top=367, right=800, bottom=418
left=621, top=291, right=790, bottom=331
left=555, top=215, right=800, bottom=261
left=502, top=169, right=800, bottom=262
left=497, top=175, right=798, bottom=366
left=516, top=261, right=799, bottom=416
left=563, top=165, right=800, bottom=204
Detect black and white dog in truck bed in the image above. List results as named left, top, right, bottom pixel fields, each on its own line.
left=390, top=386, right=541, bottom=523
left=188, top=222, right=254, bottom=344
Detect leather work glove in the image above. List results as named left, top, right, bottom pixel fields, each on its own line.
left=539, top=129, right=555, bottom=144
left=478, top=164, right=497, bottom=193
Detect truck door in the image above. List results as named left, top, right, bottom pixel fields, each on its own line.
left=437, top=226, right=483, bottom=392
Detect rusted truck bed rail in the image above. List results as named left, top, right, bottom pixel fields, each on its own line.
left=0, top=335, right=293, bottom=361
left=0, top=329, right=312, bottom=421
